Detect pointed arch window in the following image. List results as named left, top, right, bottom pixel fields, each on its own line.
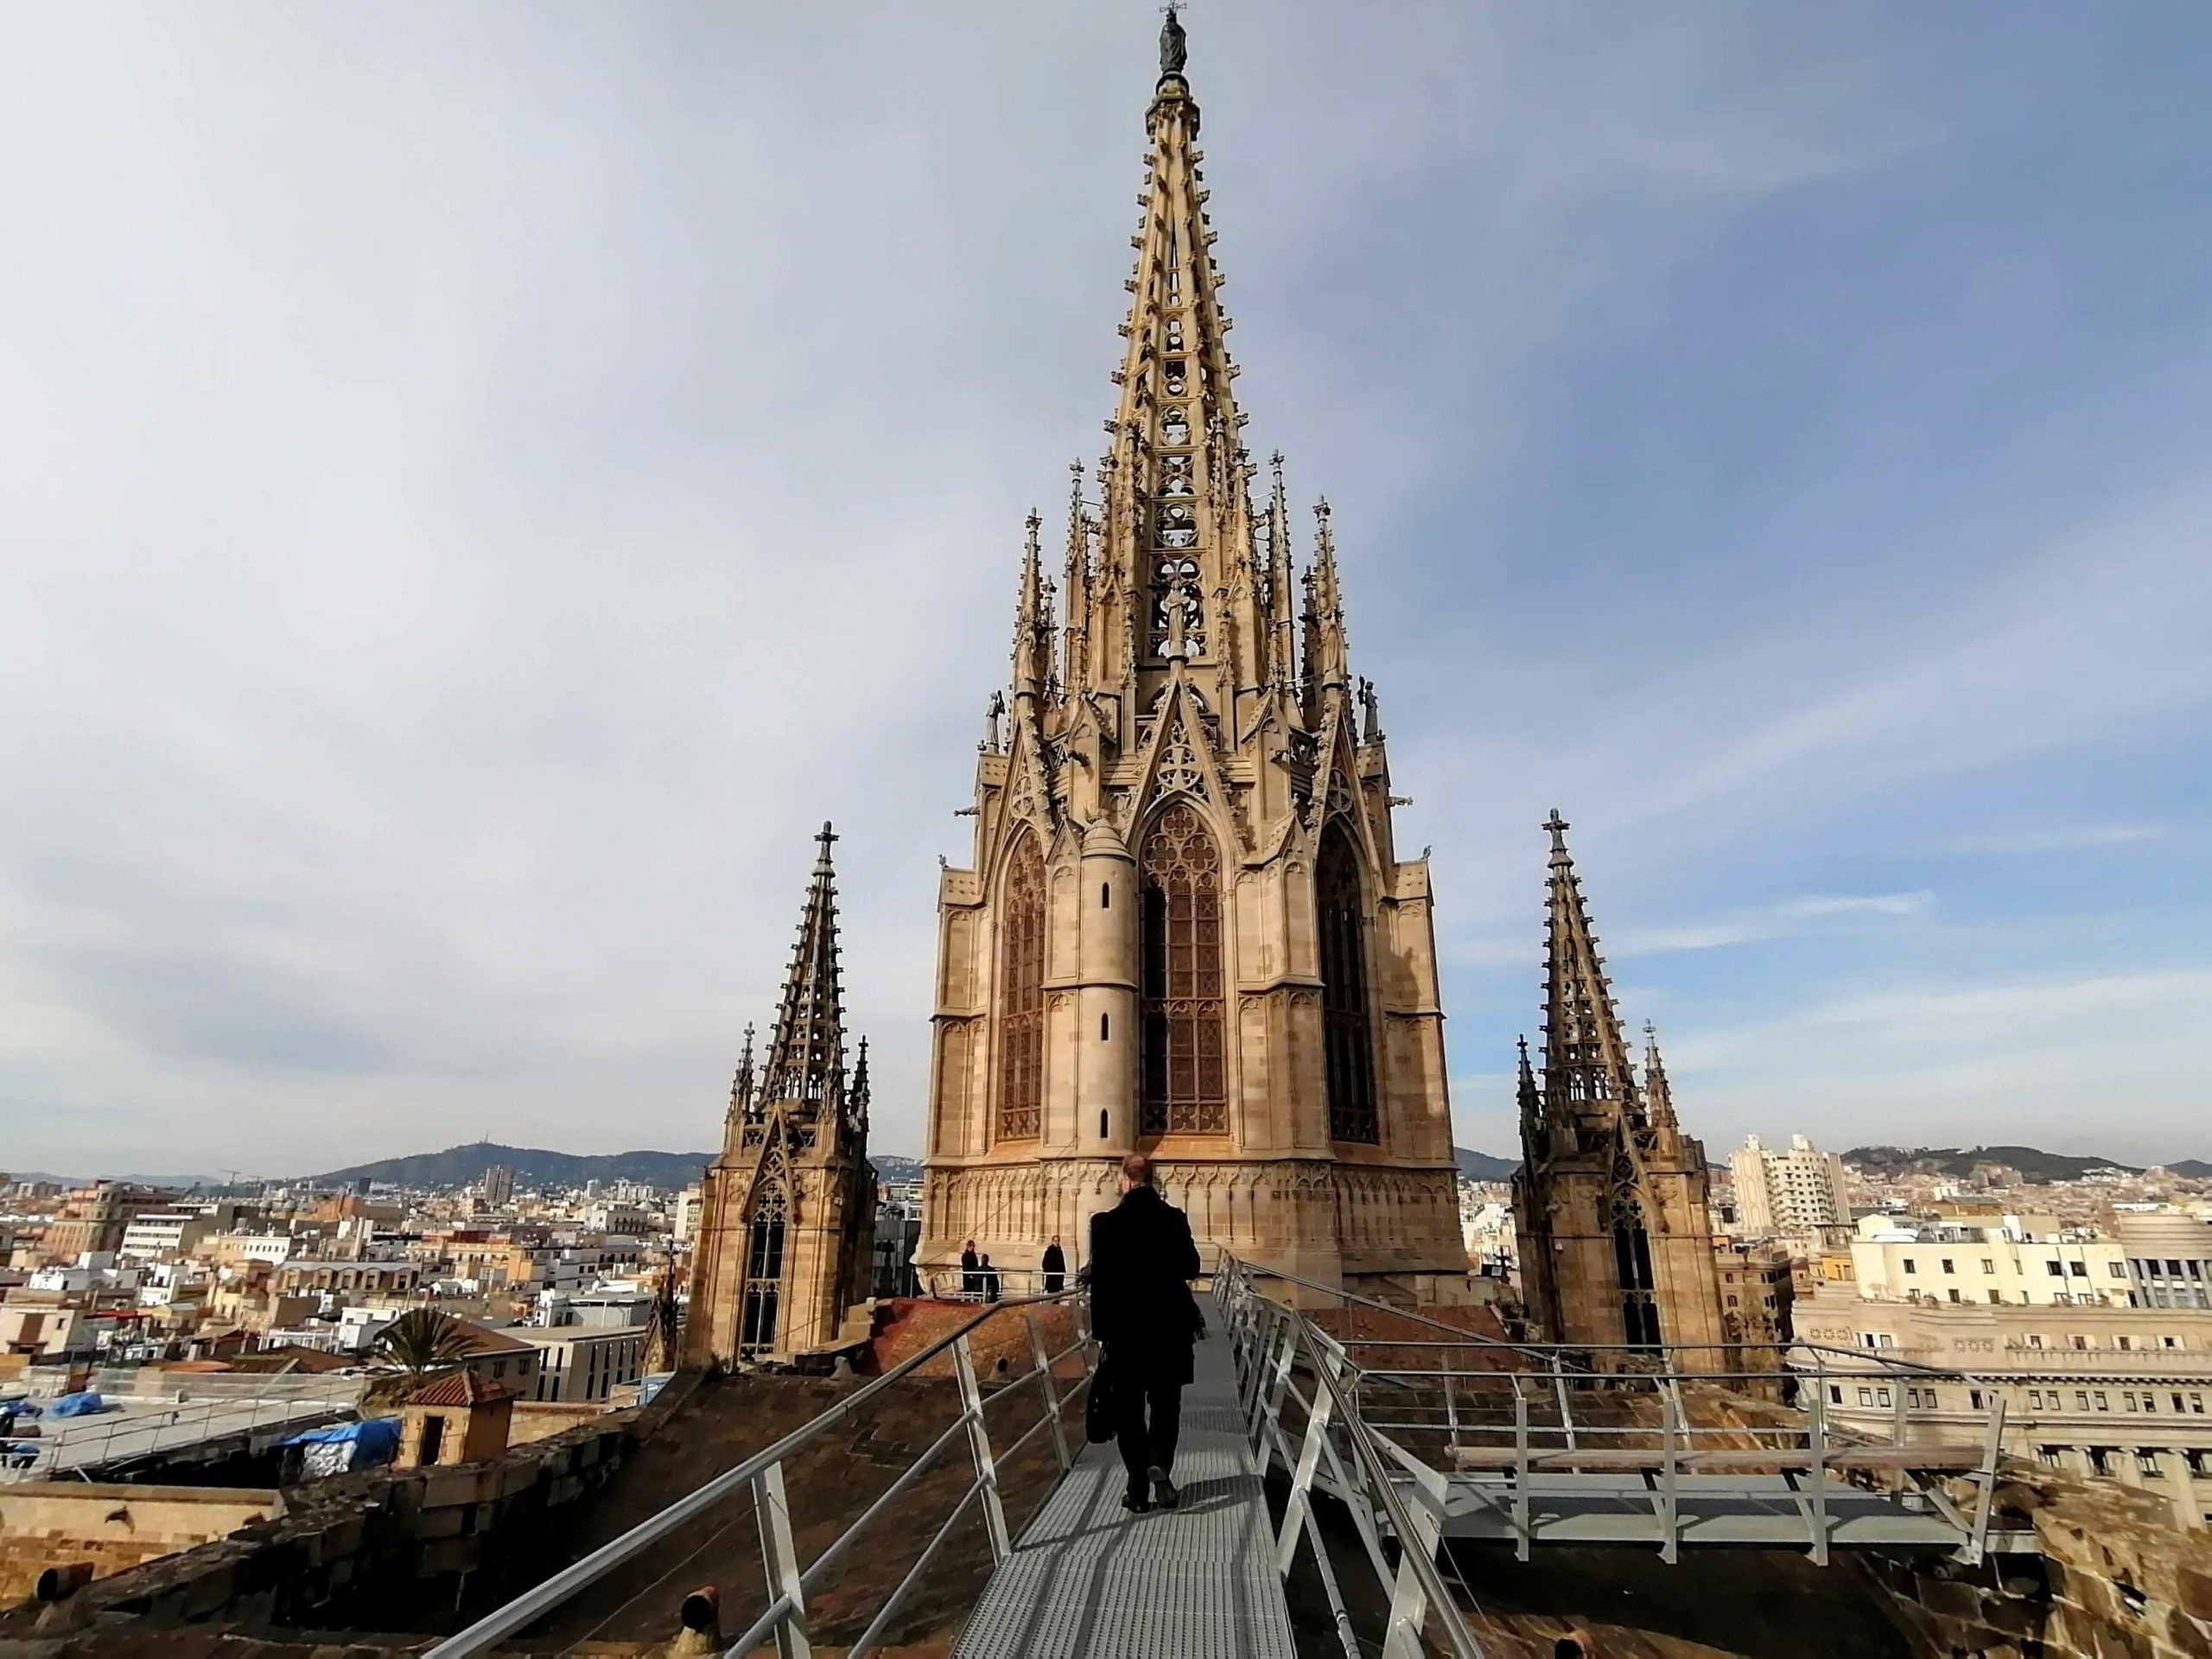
left=1140, top=803, right=1225, bottom=1135
left=996, top=836, right=1046, bottom=1141
left=1318, top=823, right=1379, bottom=1144
left=1609, top=1186, right=1662, bottom=1349
left=740, top=1179, right=788, bottom=1356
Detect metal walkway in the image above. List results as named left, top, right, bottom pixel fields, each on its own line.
left=952, top=1335, right=1296, bottom=1659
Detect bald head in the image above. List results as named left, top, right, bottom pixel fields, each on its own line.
left=1119, top=1152, right=1153, bottom=1192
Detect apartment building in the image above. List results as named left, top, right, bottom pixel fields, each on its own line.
left=1796, top=1284, right=2212, bottom=1529
left=1729, top=1134, right=1851, bottom=1241
left=1850, top=1215, right=2130, bottom=1308
left=2113, top=1212, right=2212, bottom=1311
left=524, top=1324, right=649, bottom=1403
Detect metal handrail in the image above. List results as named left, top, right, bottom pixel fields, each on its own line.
left=422, top=1288, right=1094, bottom=1659
left=1217, top=1257, right=1487, bottom=1659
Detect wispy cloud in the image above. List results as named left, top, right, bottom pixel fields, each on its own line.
left=1945, top=824, right=2165, bottom=855
left=1613, top=892, right=1934, bottom=955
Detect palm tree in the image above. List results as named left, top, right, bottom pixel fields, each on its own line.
left=374, top=1306, right=473, bottom=1375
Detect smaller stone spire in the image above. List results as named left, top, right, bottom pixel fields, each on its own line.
left=730, top=1022, right=758, bottom=1119
left=849, top=1034, right=872, bottom=1129
left=1267, top=451, right=1296, bottom=692
left=760, top=822, right=847, bottom=1109
left=1301, top=496, right=1350, bottom=708
left=1011, top=511, right=1052, bottom=698
left=1643, top=1020, right=1678, bottom=1131
left=1540, top=811, right=1638, bottom=1113
left=1061, top=460, right=1092, bottom=691
left=1516, top=1033, right=1542, bottom=1133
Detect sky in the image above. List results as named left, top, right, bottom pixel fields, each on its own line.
left=3, top=3, right=2209, bottom=1180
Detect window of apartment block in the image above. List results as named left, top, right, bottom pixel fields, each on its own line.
left=2137, top=1449, right=2163, bottom=1477
left=2124, top=1393, right=2139, bottom=1412
left=1902, top=1258, right=1916, bottom=1274
left=2046, top=1261, right=2063, bottom=1276
left=2109, top=1262, right=2127, bottom=1278
left=2076, top=1391, right=2091, bottom=1411
left=1980, top=1258, right=1996, bottom=1274
left=2069, top=1261, right=2088, bottom=1277
left=2026, top=1333, right=2045, bottom=1348
left=2088, top=1447, right=2111, bottom=1474
left=1970, top=1389, right=1985, bottom=1410
left=2037, top=1446, right=2062, bottom=1469
left=1829, top=1385, right=1843, bottom=1404
left=1948, top=1288, right=1962, bottom=1303
left=1940, top=1258, right=1955, bottom=1274
left=2071, top=1334, right=2089, bottom=1350
left=1857, top=1387, right=1873, bottom=1407
left=1877, top=1387, right=1892, bottom=1408
left=2094, top=1392, right=2109, bottom=1411
left=1986, top=1289, right=2003, bottom=1304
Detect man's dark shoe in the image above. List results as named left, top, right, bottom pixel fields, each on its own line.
left=1148, top=1465, right=1180, bottom=1510
left=1122, top=1483, right=1152, bottom=1514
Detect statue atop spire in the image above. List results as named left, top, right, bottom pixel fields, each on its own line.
left=1160, top=3, right=1188, bottom=77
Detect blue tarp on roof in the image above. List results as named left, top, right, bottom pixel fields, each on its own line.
left=48, top=1391, right=108, bottom=1418
left=281, top=1417, right=398, bottom=1454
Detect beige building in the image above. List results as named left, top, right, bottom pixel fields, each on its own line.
left=688, top=827, right=876, bottom=1364
left=2113, top=1211, right=2212, bottom=1311
left=915, top=20, right=1466, bottom=1302
left=1728, top=1133, right=1850, bottom=1243
left=1850, top=1216, right=2131, bottom=1307
left=1795, top=1284, right=2212, bottom=1529
left=1512, top=817, right=1728, bottom=1369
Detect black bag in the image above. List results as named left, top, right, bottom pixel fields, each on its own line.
left=1085, top=1351, right=1118, bottom=1445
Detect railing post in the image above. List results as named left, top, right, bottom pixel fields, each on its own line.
left=1512, top=1388, right=1532, bottom=1563
left=951, top=1333, right=1013, bottom=1565
left=1024, top=1313, right=1072, bottom=1474
left=752, top=1459, right=812, bottom=1659
left=1657, top=1389, right=1680, bottom=1566
left=1256, top=1319, right=1300, bottom=1476
left=1274, top=1343, right=1338, bottom=1579
left=1967, top=1395, right=2006, bottom=1566
left=1806, top=1379, right=1831, bottom=1566
left=1554, top=1372, right=1578, bottom=1458
left=1379, top=1469, right=1446, bottom=1659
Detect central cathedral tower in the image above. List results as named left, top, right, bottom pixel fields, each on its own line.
left=917, top=13, right=1469, bottom=1301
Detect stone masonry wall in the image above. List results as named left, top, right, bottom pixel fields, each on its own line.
left=1858, top=1466, right=2212, bottom=1659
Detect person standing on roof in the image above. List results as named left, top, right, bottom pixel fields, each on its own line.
left=1087, top=1154, right=1202, bottom=1513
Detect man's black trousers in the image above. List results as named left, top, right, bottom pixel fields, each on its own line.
left=1109, top=1351, right=1185, bottom=1485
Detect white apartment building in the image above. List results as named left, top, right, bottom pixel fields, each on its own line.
left=1851, top=1215, right=2131, bottom=1308
left=119, top=1212, right=216, bottom=1261
left=1729, top=1134, right=1850, bottom=1240
left=672, top=1185, right=705, bottom=1245
left=524, top=1323, right=650, bottom=1403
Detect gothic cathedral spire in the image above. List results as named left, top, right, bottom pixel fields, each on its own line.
left=920, top=13, right=1468, bottom=1304
left=689, top=825, right=876, bottom=1367
left=1513, top=815, right=1727, bottom=1368
left=760, top=822, right=848, bottom=1109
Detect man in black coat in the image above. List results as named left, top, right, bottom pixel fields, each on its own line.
left=1087, top=1153, right=1201, bottom=1512
left=959, top=1238, right=979, bottom=1300
left=1040, top=1235, right=1066, bottom=1295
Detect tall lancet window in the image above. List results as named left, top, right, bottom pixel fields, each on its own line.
left=740, top=1179, right=787, bottom=1356
left=1610, top=1184, right=1662, bottom=1349
left=1318, top=823, right=1379, bottom=1144
left=996, top=836, right=1046, bottom=1141
left=1140, top=804, right=1226, bottom=1135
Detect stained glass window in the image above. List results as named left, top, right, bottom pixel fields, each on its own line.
left=1318, top=823, right=1378, bottom=1143
left=996, top=836, right=1046, bottom=1141
left=1140, top=803, right=1226, bottom=1135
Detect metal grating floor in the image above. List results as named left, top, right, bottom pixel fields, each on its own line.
left=953, top=1337, right=1296, bottom=1659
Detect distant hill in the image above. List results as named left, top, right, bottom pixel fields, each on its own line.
left=309, top=1141, right=927, bottom=1193
left=1456, top=1147, right=1519, bottom=1181
left=313, top=1142, right=715, bottom=1192
left=1843, top=1144, right=2143, bottom=1184
left=2164, top=1160, right=2212, bottom=1179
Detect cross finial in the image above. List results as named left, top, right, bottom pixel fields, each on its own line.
left=1543, top=810, right=1569, bottom=849
left=815, top=821, right=838, bottom=863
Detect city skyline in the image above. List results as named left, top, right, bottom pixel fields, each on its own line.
left=6, top=3, right=2209, bottom=1177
